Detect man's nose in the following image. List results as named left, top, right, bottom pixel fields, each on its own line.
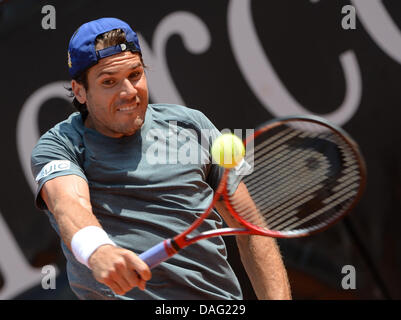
left=120, top=78, right=137, bottom=99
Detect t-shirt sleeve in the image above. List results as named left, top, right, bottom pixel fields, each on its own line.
left=205, top=131, right=225, bottom=192
left=31, top=131, right=87, bottom=210
left=188, top=109, right=225, bottom=192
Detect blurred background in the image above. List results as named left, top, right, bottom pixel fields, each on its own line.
left=0, top=0, right=400, bottom=300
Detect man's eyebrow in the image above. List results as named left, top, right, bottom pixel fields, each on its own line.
left=96, top=62, right=143, bottom=78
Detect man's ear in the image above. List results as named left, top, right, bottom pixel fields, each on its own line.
left=71, top=80, right=87, bottom=104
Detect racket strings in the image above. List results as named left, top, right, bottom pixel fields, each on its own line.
left=242, top=131, right=334, bottom=209
left=231, top=174, right=325, bottom=228
left=232, top=155, right=330, bottom=227
left=238, top=168, right=325, bottom=218
left=229, top=128, right=325, bottom=226
left=226, top=128, right=310, bottom=196
left=243, top=131, right=332, bottom=190
left=227, top=122, right=363, bottom=234
left=243, top=128, right=328, bottom=170
left=243, top=148, right=330, bottom=198
left=232, top=127, right=331, bottom=214
left=280, top=187, right=358, bottom=231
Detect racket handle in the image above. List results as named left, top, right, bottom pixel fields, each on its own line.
left=138, top=239, right=178, bottom=269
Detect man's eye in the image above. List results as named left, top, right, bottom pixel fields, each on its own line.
left=102, top=79, right=115, bottom=86
left=129, top=71, right=141, bottom=79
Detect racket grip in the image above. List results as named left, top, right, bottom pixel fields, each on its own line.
left=138, top=239, right=177, bottom=269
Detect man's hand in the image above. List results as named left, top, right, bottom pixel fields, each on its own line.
left=88, top=244, right=152, bottom=295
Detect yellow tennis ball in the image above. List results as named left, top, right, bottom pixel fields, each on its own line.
left=211, top=133, right=245, bottom=168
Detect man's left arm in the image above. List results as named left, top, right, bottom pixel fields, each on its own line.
left=214, top=182, right=292, bottom=300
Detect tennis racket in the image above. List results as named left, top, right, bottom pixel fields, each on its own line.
left=139, top=115, right=367, bottom=269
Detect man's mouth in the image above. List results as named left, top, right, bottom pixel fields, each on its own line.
left=116, top=103, right=138, bottom=112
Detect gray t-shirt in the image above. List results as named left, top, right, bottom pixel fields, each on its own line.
left=31, top=103, right=243, bottom=300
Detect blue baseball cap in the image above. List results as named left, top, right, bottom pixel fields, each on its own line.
left=67, top=17, right=142, bottom=79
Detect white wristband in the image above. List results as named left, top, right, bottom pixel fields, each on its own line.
left=71, top=226, right=116, bottom=269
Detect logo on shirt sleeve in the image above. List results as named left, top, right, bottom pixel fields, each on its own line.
left=35, top=160, right=71, bottom=182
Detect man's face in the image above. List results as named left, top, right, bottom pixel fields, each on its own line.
left=72, top=51, right=148, bottom=138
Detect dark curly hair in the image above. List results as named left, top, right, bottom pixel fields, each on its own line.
left=67, top=70, right=89, bottom=119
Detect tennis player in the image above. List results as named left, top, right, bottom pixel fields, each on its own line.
left=31, top=17, right=291, bottom=300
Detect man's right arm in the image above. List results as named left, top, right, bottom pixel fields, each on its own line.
left=40, top=174, right=151, bottom=295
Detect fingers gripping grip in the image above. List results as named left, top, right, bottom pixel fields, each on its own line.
left=138, top=239, right=178, bottom=269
